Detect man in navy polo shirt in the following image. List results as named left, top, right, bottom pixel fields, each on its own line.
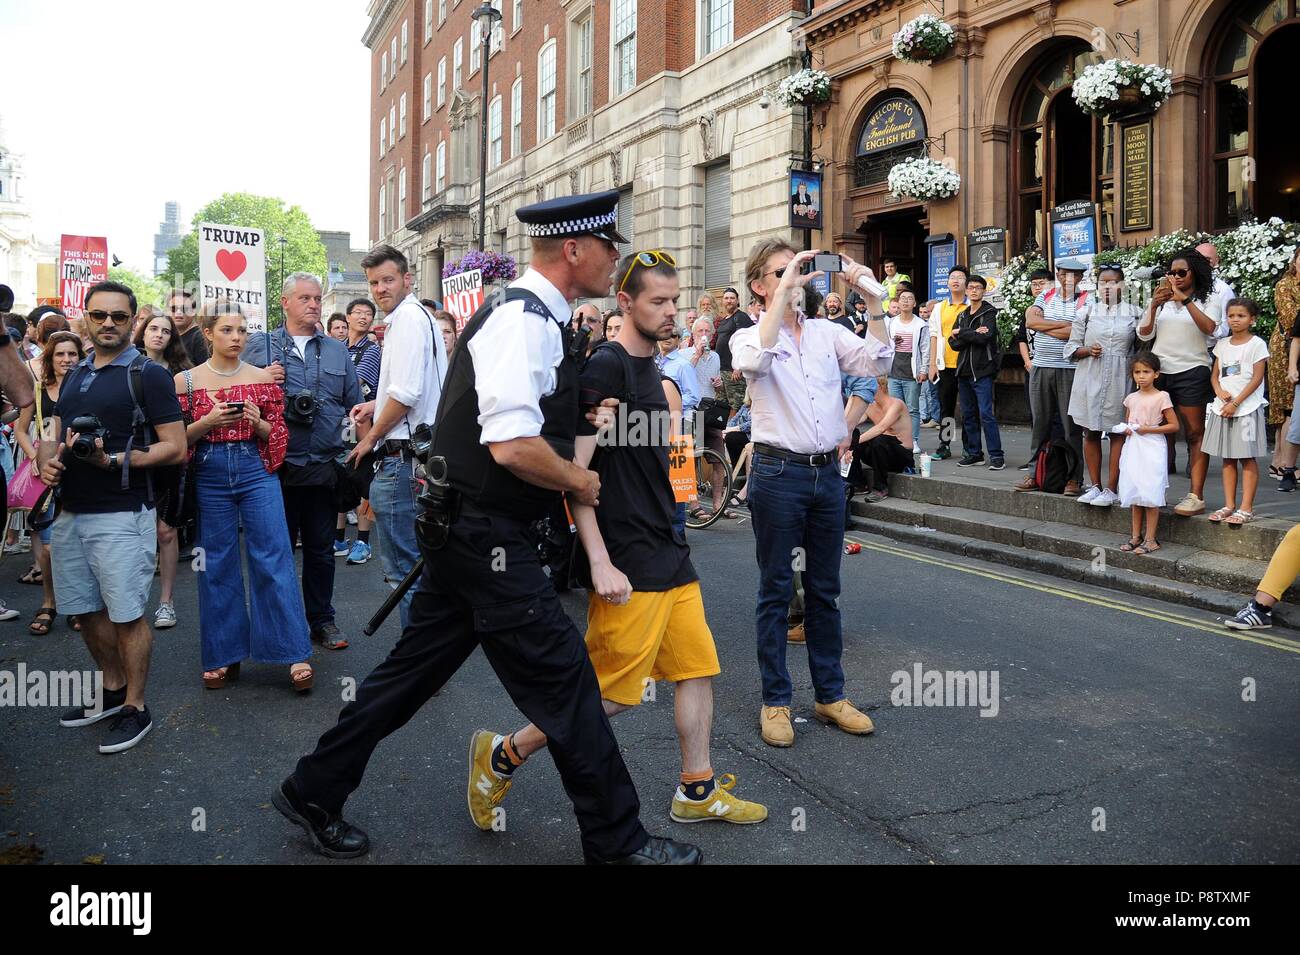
left=38, top=280, right=187, bottom=754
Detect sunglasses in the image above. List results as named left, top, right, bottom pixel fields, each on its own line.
left=85, top=310, right=133, bottom=326
left=1167, top=268, right=1190, bottom=279
left=618, top=250, right=677, bottom=292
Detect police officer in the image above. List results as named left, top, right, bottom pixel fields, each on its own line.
left=248, top=273, right=361, bottom=651
left=273, top=191, right=701, bottom=864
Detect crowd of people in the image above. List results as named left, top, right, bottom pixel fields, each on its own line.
left=0, top=187, right=1297, bottom=862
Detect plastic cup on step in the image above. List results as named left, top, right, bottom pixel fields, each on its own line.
left=920, top=453, right=931, bottom=478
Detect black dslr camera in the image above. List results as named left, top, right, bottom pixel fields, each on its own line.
left=67, top=415, right=108, bottom=460
left=284, top=391, right=318, bottom=427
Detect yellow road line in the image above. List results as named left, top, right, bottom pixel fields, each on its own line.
left=844, top=532, right=1300, bottom=656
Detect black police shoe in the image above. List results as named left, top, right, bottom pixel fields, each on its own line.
left=587, top=836, right=703, bottom=865
left=272, top=777, right=370, bottom=859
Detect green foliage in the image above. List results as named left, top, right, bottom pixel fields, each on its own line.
left=107, top=266, right=166, bottom=310
left=997, top=253, right=1047, bottom=349
left=161, top=192, right=327, bottom=328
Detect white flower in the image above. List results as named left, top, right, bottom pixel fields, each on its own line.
left=892, top=13, right=955, bottom=63
left=887, top=157, right=960, bottom=200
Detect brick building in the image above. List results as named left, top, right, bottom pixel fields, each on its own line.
left=364, top=0, right=810, bottom=309
left=799, top=0, right=1300, bottom=299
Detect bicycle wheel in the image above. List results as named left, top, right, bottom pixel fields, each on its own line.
left=684, top=447, right=734, bottom=530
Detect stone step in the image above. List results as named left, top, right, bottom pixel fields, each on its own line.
left=849, top=499, right=1300, bottom=626
left=885, top=472, right=1290, bottom=562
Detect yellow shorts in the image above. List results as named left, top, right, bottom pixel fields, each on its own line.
left=585, top=582, right=720, bottom=706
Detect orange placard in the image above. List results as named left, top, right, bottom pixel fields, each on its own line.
left=668, top=435, right=697, bottom=503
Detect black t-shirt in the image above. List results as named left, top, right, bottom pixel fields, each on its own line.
left=180, top=325, right=209, bottom=365
left=52, top=349, right=184, bottom=514
left=576, top=343, right=696, bottom=591
left=714, top=312, right=753, bottom=372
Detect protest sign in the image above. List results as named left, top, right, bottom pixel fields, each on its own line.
left=59, top=235, right=108, bottom=319
left=443, top=269, right=484, bottom=330
left=198, top=222, right=268, bottom=333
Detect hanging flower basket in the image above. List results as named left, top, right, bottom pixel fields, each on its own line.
left=1071, top=59, right=1173, bottom=116
left=891, top=14, right=955, bottom=64
left=887, top=156, right=960, bottom=201
left=773, top=68, right=832, bottom=109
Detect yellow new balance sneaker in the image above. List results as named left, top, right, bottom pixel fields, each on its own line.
left=669, top=773, right=769, bottom=825
left=466, top=729, right=513, bottom=831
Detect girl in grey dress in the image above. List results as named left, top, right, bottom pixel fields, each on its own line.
left=1067, top=265, right=1142, bottom=506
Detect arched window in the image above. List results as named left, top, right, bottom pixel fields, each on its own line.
left=1206, top=0, right=1300, bottom=228
left=1011, top=42, right=1115, bottom=253
left=853, top=93, right=926, bottom=188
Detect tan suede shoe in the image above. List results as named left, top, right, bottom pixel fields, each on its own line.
left=813, top=699, right=875, bottom=735
left=760, top=705, right=794, bottom=747
left=787, top=621, right=805, bottom=644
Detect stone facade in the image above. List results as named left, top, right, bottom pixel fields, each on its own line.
left=365, top=0, right=809, bottom=311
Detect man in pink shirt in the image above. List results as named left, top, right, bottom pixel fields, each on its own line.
left=731, top=240, right=893, bottom=748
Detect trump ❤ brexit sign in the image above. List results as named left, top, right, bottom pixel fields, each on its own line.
left=198, top=223, right=268, bottom=333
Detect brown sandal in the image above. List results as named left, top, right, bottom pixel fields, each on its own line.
left=203, top=662, right=241, bottom=689
left=18, top=564, right=42, bottom=585
left=28, top=607, right=55, bottom=635
left=1120, top=537, right=1142, bottom=552
left=1133, top=539, right=1161, bottom=555
left=290, top=663, right=314, bottom=693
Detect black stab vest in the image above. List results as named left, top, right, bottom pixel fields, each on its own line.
left=430, top=287, right=578, bottom=521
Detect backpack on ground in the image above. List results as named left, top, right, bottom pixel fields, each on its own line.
left=1032, top=438, right=1079, bottom=494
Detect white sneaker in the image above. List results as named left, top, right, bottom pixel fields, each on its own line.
left=0, top=601, right=19, bottom=622
left=1076, top=485, right=1102, bottom=505
left=1089, top=488, right=1118, bottom=507
left=912, top=443, right=921, bottom=454
left=154, top=602, right=177, bottom=629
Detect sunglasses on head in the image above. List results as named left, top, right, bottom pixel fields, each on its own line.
left=618, top=250, right=677, bottom=292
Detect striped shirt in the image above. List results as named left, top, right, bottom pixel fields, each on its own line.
left=1030, top=289, right=1089, bottom=369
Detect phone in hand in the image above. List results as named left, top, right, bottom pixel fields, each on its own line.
left=226, top=401, right=246, bottom=412
left=802, top=253, right=842, bottom=275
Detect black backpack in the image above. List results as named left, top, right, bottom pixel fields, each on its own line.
left=1033, top=438, right=1079, bottom=494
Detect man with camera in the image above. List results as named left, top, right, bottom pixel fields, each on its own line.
left=339, top=246, right=446, bottom=630
left=731, top=244, right=893, bottom=749
left=38, top=280, right=187, bottom=754
left=247, top=273, right=361, bottom=650
left=275, top=192, right=700, bottom=864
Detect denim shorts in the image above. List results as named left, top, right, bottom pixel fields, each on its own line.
left=51, top=506, right=157, bottom=623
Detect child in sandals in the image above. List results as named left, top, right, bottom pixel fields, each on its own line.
left=1114, top=353, right=1179, bottom=555
left=1204, top=297, right=1268, bottom=526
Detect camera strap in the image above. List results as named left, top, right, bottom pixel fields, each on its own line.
left=124, top=355, right=156, bottom=502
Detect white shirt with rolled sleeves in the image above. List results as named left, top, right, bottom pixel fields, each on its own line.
left=374, top=293, right=448, bottom=439
left=467, top=268, right=570, bottom=444
left=731, top=313, right=894, bottom=455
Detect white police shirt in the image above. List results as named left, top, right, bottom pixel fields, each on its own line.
left=467, top=268, right=570, bottom=444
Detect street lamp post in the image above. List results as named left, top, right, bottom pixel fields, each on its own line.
left=471, top=2, right=502, bottom=251
left=277, top=234, right=287, bottom=328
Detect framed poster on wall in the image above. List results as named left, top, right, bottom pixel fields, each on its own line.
left=925, top=233, right=957, bottom=302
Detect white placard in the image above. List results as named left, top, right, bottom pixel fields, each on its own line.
left=198, top=222, right=268, bottom=333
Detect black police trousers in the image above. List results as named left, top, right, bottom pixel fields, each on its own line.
left=291, top=500, right=649, bottom=862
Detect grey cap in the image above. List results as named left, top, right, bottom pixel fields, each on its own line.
left=1054, top=256, right=1089, bottom=273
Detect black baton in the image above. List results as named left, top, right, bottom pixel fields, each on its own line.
left=363, top=557, right=424, bottom=636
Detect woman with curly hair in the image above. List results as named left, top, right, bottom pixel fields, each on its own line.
left=1268, top=247, right=1300, bottom=480
left=1136, top=248, right=1222, bottom=517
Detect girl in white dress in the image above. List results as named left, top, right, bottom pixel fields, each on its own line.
left=1115, top=353, right=1180, bottom=555
left=1204, top=298, right=1268, bottom=526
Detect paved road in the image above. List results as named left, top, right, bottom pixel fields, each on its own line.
left=1, top=517, right=1297, bottom=864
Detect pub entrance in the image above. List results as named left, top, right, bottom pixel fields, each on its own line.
left=859, top=206, right=926, bottom=284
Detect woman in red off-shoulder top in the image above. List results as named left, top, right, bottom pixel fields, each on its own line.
left=175, top=301, right=312, bottom=692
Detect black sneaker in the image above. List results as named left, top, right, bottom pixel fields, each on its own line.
left=1224, top=601, right=1273, bottom=631
left=59, top=685, right=127, bottom=728
left=311, top=621, right=350, bottom=650
left=272, top=777, right=371, bottom=858
left=98, top=705, right=153, bottom=754
left=931, top=446, right=952, bottom=461
left=957, top=454, right=985, bottom=467
left=1279, top=469, right=1296, bottom=493
left=988, top=458, right=1006, bottom=471
left=1017, top=460, right=1033, bottom=471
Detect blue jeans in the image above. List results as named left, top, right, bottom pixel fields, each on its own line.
left=887, top=377, right=921, bottom=445
left=194, top=441, right=311, bottom=670
left=958, top=374, right=1003, bottom=458
left=369, top=455, right=421, bottom=630
left=747, top=453, right=846, bottom=706
left=920, top=379, right=941, bottom=422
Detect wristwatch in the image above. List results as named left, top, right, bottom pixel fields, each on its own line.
left=107, top=452, right=121, bottom=469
